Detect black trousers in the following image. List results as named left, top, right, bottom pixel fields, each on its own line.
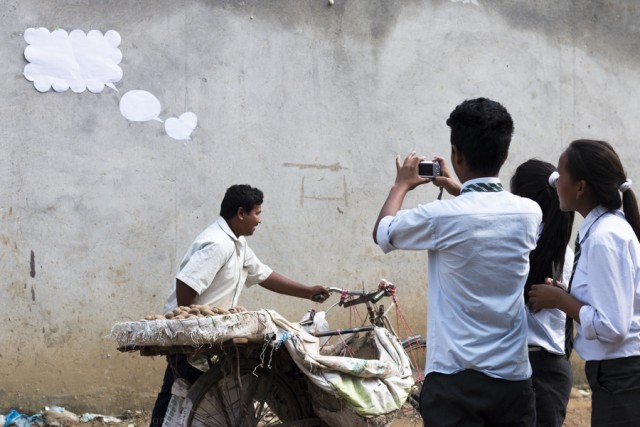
left=529, top=348, right=572, bottom=427
left=149, top=354, right=204, bottom=427
left=586, top=355, right=640, bottom=427
left=420, top=369, right=536, bottom=427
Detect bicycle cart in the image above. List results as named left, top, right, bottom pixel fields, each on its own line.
left=110, top=282, right=425, bottom=427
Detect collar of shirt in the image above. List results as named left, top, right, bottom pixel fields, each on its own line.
left=577, top=205, right=622, bottom=243
left=460, top=177, right=504, bottom=194
left=216, top=217, right=245, bottom=245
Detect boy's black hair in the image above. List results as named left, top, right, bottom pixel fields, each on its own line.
left=220, top=184, right=264, bottom=220
left=446, top=97, right=514, bottom=175
left=511, top=159, right=574, bottom=303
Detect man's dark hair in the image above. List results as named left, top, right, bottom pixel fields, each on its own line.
left=220, top=184, right=264, bottom=220
left=446, top=97, right=514, bottom=175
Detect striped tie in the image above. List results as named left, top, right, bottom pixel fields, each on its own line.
left=460, top=182, right=504, bottom=194
left=564, top=235, right=581, bottom=358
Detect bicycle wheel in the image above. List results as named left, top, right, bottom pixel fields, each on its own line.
left=397, top=336, right=427, bottom=426
left=185, top=353, right=316, bottom=427
left=401, top=335, right=426, bottom=383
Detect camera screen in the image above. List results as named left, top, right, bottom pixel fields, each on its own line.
left=418, top=162, right=434, bottom=176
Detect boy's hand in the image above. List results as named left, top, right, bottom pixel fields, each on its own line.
left=431, top=156, right=461, bottom=196
left=394, top=151, right=431, bottom=191
left=310, top=286, right=330, bottom=303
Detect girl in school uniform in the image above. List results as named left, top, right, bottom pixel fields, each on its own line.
left=529, top=139, right=640, bottom=427
left=511, top=159, right=575, bottom=427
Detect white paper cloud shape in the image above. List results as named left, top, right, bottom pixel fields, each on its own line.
left=119, top=90, right=163, bottom=122
left=23, top=28, right=123, bottom=93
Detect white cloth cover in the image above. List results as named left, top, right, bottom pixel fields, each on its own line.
left=109, top=311, right=277, bottom=348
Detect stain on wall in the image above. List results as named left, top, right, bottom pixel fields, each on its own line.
left=496, top=1, right=640, bottom=68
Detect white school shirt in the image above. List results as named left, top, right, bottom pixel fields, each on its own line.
left=527, top=245, right=574, bottom=354
left=163, top=217, right=273, bottom=313
left=571, top=205, right=640, bottom=361
left=377, top=177, right=542, bottom=380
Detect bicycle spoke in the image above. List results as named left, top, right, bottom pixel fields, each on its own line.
left=251, top=373, right=275, bottom=424
left=190, top=374, right=241, bottom=426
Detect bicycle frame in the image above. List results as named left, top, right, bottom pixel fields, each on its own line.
left=303, top=282, right=403, bottom=341
left=302, top=281, right=426, bottom=421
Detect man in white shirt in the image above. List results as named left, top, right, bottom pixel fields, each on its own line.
left=151, top=184, right=330, bottom=427
left=373, top=98, right=542, bottom=426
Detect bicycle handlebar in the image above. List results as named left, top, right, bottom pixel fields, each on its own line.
left=324, top=284, right=395, bottom=306
left=312, top=281, right=396, bottom=304
left=304, top=281, right=397, bottom=329
left=326, top=287, right=349, bottom=294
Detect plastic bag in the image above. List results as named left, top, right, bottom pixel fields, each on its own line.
left=162, top=378, right=191, bottom=427
left=300, top=310, right=330, bottom=345
left=43, top=407, right=78, bottom=425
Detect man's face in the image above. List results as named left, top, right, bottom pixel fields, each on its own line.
left=239, top=204, right=262, bottom=236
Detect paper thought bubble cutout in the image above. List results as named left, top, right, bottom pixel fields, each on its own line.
left=119, top=90, right=162, bottom=122
left=24, top=28, right=123, bottom=93
left=165, top=112, right=198, bottom=140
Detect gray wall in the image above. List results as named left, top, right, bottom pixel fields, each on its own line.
left=2, top=0, right=639, bottom=413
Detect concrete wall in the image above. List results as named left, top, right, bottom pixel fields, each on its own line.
left=2, top=0, right=639, bottom=413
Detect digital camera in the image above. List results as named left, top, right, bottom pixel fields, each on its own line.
left=418, top=161, right=442, bottom=178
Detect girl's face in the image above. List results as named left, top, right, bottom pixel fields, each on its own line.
left=556, top=151, right=580, bottom=212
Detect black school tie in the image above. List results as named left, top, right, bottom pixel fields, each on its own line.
left=565, top=235, right=581, bottom=358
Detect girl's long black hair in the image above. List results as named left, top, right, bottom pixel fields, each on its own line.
left=565, top=139, right=640, bottom=241
left=511, top=159, right=575, bottom=302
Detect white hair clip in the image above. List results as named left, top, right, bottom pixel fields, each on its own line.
left=619, top=179, right=632, bottom=193
left=548, top=171, right=559, bottom=188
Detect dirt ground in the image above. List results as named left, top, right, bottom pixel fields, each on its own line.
left=562, top=388, right=592, bottom=427
left=58, top=388, right=591, bottom=427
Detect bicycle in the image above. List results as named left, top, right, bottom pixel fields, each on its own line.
left=175, top=280, right=426, bottom=427
left=302, top=280, right=426, bottom=424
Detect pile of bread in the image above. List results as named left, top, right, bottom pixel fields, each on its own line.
left=143, top=304, right=248, bottom=321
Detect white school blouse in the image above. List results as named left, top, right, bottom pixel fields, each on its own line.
left=571, top=205, right=640, bottom=361
left=527, top=246, right=574, bottom=354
